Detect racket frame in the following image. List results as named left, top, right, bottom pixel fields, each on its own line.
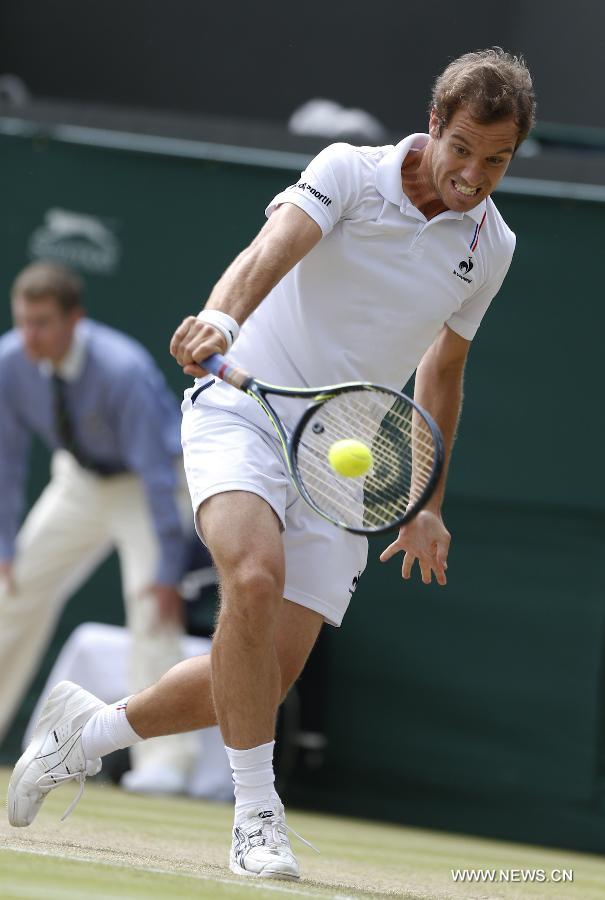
left=289, top=382, right=444, bottom=534
left=201, top=354, right=444, bottom=535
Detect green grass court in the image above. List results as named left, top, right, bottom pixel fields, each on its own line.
left=1, top=767, right=605, bottom=899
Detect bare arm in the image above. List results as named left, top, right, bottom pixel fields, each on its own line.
left=413, top=324, right=470, bottom=513
left=380, top=325, right=470, bottom=585
left=170, top=203, right=322, bottom=377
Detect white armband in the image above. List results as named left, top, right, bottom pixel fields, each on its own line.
left=196, top=309, right=240, bottom=351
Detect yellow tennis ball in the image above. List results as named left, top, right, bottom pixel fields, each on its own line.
left=328, top=439, right=373, bottom=477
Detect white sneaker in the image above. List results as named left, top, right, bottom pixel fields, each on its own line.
left=7, top=680, right=105, bottom=827
left=230, top=801, right=317, bottom=881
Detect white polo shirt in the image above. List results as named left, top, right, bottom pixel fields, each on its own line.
left=200, top=135, right=515, bottom=430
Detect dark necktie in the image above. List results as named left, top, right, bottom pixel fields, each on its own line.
left=52, top=373, right=89, bottom=466
left=51, top=374, right=126, bottom=477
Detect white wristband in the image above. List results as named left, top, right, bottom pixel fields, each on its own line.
left=196, top=309, right=240, bottom=352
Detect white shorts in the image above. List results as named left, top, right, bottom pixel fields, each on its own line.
left=181, top=382, right=368, bottom=627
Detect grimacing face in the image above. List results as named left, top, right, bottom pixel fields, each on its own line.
left=11, top=294, right=82, bottom=364
left=427, top=106, right=519, bottom=212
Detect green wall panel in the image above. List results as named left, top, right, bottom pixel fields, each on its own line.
left=1, top=127, right=603, bottom=851
left=452, top=192, right=604, bottom=510
left=0, top=134, right=286, bottom=382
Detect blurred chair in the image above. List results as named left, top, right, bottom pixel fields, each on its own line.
left=288, top=98, right=387, bottom=143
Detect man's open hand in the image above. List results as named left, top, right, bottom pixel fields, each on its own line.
left=379, top=510, right=450, bottom=585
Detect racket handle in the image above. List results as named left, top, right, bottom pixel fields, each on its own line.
left=201, top=353, right=226, bottom=377
left=200, top=354, right=252, bottom=391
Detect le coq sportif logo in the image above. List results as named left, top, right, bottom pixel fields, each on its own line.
left=453, top=256, right=474, bottom=284
left=295, top=181, right=333, bottom=207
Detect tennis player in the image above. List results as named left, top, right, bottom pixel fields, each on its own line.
left=8, top=49, right=535, bottom=882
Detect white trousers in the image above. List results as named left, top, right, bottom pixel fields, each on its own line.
left=23, top=622, right=234, bottom=801
left=0, top=450, right=197, bottom=774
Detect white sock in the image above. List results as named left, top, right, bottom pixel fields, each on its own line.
left=81, top=697, right=143, bottom=760
left=225, top=740, right=277, bottom=816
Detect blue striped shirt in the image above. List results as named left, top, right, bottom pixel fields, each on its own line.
left=0, top=319, right=187, bottom=584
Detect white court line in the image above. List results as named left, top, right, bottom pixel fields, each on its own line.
left=2, top=844, right=358, bottom=900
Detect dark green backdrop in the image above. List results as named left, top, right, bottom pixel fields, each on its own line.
left=1, top=128, right=604, bottom=851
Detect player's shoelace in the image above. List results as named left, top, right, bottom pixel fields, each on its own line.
left=245, top=816, right=320, bottom=854
left=35, top=769, right=88, bottom=821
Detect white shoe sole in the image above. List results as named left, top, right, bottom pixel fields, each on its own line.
left=7, top=681, right=98, bottom=827
left=229, top=853, right=300, bottom=881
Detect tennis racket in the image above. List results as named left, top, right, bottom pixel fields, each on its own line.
left=198, top=354, right=444, bottom=536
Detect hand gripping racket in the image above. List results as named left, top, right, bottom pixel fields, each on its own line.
left=200, top=354, right=444, bottom=535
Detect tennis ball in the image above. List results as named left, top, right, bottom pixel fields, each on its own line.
left=328, top=439, right=373, bottom=477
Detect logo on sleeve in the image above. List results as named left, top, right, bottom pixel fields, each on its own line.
left=453, top=256, right=474, bottom=284
left=295, top=181, right=332, bottom=207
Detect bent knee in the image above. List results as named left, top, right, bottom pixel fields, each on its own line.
left=217, top=566, right=284, bottom=635
left=222, top=564, right=284, bottom=606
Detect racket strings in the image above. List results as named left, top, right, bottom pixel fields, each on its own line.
left=319, top=399, right=437, bottom=456
left=294, top=387, right=437, bottom=531
left=307, top=389, right=435, bottom=455
left=298, top=420, right=434, bottom=479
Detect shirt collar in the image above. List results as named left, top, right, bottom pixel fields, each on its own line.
left=39, top=319, right=88, bottom=382
left=376, top=133, right=487, bottom=224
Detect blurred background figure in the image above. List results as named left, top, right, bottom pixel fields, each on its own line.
left=0, top=260, right=198, bottom=793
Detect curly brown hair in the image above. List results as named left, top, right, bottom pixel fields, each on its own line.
left=431, top=48, right=536, bottom=150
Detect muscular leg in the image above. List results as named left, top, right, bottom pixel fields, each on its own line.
left=126, top=492, right=323, bottom=741
left=206, top=491, right=284, bottom=748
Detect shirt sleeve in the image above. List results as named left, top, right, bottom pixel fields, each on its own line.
left=447, top=242, right=516, bottom=341
left=113, top=371, right=187, bottom=586
left=265, top=143, right=363, bottom=236
left=0, top=363, right=31, bottom=561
